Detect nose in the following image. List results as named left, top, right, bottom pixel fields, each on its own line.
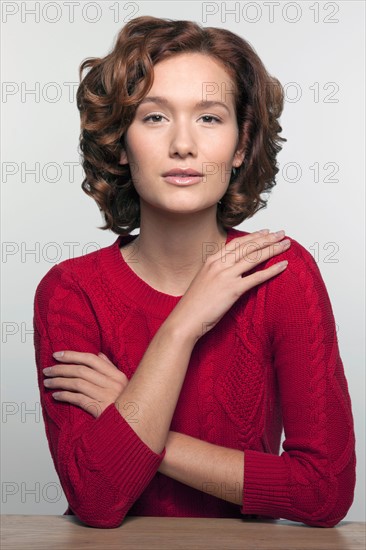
left=168, top=119, right=198, bottom=158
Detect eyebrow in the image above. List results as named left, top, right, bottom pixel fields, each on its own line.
left=138, top=96, right=231, bottom=114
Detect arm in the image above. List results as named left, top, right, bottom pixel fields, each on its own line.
left=114, top=312, right=197, bottom=455
left=157, top=241, right=356, bottom=528
left=34, top=231, right=284, bottom=527
left=158, top=431, right=244, bottom=506
left=33, top=264, right=194, bottom=528
left=241, top=240, right=356, bottom=527
left=111, top=232, right=286, bottom=454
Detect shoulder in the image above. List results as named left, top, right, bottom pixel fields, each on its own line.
left=266, top=234, right=324, bottom=291
left=230, top=227, right=329, bottom=310
left=33, top=239, right=120, bottom=334
left=34, top=238, right=118, bottom=300
left=230, top=227, right=319, bottom=275
left=257, top=233, right=334, bottom=324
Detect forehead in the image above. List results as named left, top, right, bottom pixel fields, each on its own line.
left=146, top=53, right=236, bottom=107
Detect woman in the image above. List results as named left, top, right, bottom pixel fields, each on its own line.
left=33, top=16, right=356, bottom=529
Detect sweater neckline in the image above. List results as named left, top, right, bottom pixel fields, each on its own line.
left=105, top=226, right=241, bottom=318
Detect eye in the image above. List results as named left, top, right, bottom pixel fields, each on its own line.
left=200, top=115, right=221, bottom=124
left=142, top=113, right=164, bottom=123
left=142, top=113, right=222, bottom=124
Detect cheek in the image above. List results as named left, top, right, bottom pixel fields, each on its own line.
left=202, top=129, right=238, bottom=156
left=123, top=136, right=146, bottom=180
left=127, top=129, right=158, bottom=162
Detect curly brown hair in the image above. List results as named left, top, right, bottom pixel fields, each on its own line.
left=76, top=15, right=286, bottom=235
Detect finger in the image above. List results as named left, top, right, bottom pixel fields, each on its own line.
left=233, top=238, right=291, bottom=275
left=52, top=351, right=120, bottom=378
left=245, top=233, right=288, bottom=256
left=223, top=229, right=281, bottom=253
left=43, top=363, right=113, bottom=388
left=44, top=363, right=128, bottom=391
left=217, top=231, right=287, bottom=267
left=238, top=260, right=288, bottom=292
left=51, top=391, right=105, bottom=418
left=44, top=376, right=107, bottom=401
left=98, top=352, right=116, bottom=366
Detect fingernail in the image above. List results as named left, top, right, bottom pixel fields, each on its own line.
left=258, top=228, right=270, bottom=234
left=53, top=351, right=64, bottom=358
left=274, top=230, right=285, bottom=238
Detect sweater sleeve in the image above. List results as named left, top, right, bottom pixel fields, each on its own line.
left=241, top=238, right=356, bottom=527
left=33, top=263, right=166, bottom=528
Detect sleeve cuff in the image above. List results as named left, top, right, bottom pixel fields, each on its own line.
left=241, top=450, right=291, bottom=517
left=80, top=402, right=166, bottom=500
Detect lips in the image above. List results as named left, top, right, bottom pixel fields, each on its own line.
left=162, top=168, right=203, bottom=177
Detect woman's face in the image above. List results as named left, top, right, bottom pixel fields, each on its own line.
left=119, top=52, right=245, bottom=214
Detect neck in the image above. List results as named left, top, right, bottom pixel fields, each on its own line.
left=129, top=203, right=228, bottom=294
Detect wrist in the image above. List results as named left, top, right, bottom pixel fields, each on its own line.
left=161, top=313, right=199, bottom=346
left=157, top=431, right=177, bottom=475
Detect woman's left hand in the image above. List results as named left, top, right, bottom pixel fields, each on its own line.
left=42, top=350, right=129, bottom=418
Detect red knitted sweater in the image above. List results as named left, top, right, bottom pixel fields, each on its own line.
left=33, top=227, right=356, bottom=528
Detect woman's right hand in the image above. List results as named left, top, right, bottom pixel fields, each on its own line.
left=169, top=229, right=291, bottom=343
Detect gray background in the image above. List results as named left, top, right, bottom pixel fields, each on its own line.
left=1, top=1, right=365, bottom=521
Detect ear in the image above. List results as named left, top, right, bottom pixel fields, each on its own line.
left=232, top=132, right=247, bottom=168
left=233, top=147, right=245, bottom=169
left=118, top=133, right=129, bottom=165
left=119, top=148, right=129, bottom=165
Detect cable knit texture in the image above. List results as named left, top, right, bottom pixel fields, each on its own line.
left=33, top=227, right=356, bottom=528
